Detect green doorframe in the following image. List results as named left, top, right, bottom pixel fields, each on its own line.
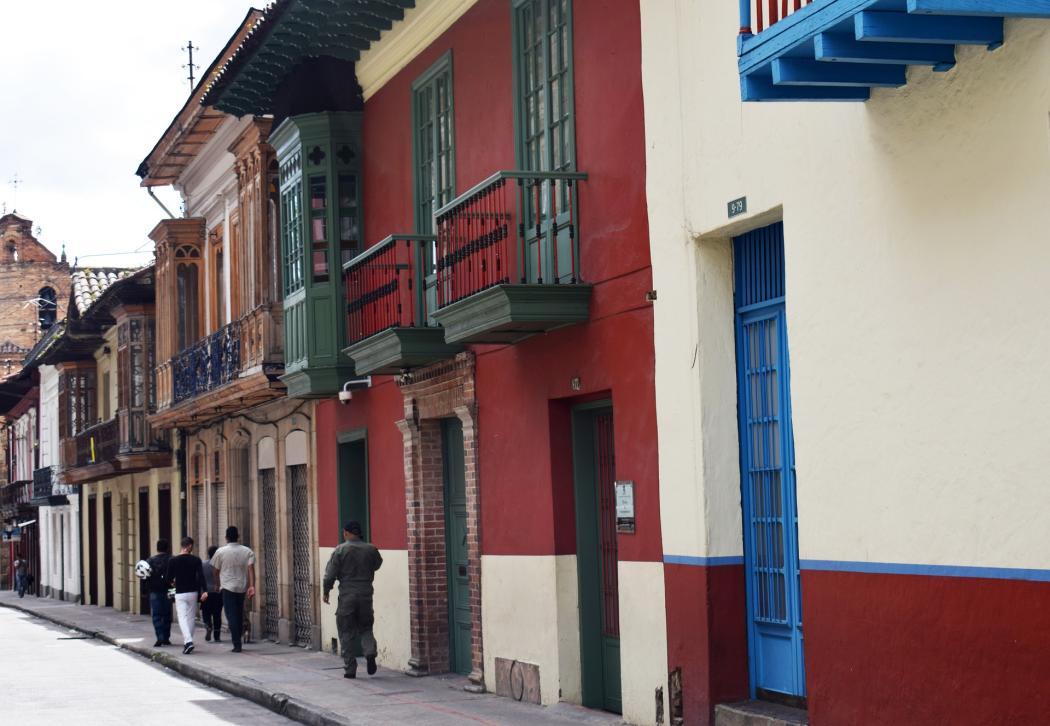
left=442, top=417, right=472, bottom=676
left=571, top=399, right=622, bottom=714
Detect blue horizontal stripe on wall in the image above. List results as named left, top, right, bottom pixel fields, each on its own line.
left=663, top=554, right=744, bottom=567
left=801, top=559, right=1050, bottom=583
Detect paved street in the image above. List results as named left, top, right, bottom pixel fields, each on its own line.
left=0, top=593, right=622, bottom=726
left=1, top=606, right=295, bottom=726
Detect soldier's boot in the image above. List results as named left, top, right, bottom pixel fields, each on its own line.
left=344, top=658, right=357, bottom=679
left=366, top=655, right=377, bottom=675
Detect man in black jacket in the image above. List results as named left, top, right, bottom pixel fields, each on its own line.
left=142, top=539, right=173, bottom=647
left=167, top=537, right=208, bottom=655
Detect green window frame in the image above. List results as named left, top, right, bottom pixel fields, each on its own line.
left=513, top=0, right=576, bottom=174
left=280, top=151, right=304, bottom=296
left=412, top=51, right=456, bottom=234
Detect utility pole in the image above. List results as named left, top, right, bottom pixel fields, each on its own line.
left=182, top=41, right=199, bottom=94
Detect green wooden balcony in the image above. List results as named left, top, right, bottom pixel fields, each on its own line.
left=341, top=235, right=461, bottom=375
left=429, top=170, right=592, bottom=345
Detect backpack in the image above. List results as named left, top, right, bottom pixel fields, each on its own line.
left=147, top=554, right=170, bottom=592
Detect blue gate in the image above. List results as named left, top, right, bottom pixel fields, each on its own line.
left=733, top=222, right=805, bottom=699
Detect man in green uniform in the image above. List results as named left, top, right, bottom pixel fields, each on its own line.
left=323, top=521, right=383, bottom=678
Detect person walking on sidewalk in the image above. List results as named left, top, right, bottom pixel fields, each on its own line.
left=323, top=521, right=383, bottom=679
left=201, top=545, right=223, bottom=642
left=167, top=536, right=208, bottom=655
left=13, top=557, right=27, bottom=597
left=142, top=539, right=173, bottom=647
left=210, top=526, right=255, bottom=653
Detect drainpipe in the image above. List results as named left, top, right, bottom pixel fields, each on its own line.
left=146, top=187, right=177, bottom=220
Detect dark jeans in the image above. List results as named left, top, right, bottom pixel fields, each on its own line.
left=149, top=591, right=172, bottom=642
left=203, top=592, right=222, bottom=635
left=15, top=573, right=26, bottom=597
left=222, top=590, right=246, bottom=648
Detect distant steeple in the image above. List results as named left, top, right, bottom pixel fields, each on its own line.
left=60, top=243, right=67, bottom=264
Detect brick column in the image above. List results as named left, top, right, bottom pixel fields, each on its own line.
left=397, top=352, right=485, bottom=688
left=398, top=412, right=450, bottom=675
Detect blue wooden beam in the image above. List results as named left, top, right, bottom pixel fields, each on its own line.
left=908, top=0, right=1050, bottom=17
left=815, top=33, right=958, bottom=70
left=741, top=75, right=871, bottom=101
left=855, top=11, right=1004, bottom=46
left=772, top=58, right=907, bottom=87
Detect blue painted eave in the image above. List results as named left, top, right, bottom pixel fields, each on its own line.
left=738, top=0, right=1050, bottom=102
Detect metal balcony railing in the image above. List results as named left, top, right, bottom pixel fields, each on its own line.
left=342, top=235, right=437, bottom=346
left=433, top=170, right=587, bottom=308
left=740, top=0, right=813, bottom=35
left=172, top=319, right=241, bottom=404
left=67, top=419, right=120, bottom=469
left=1, top=480, right=32, bottom=512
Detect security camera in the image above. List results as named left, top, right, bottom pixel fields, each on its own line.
left=338, top=381, right=353, bottom=404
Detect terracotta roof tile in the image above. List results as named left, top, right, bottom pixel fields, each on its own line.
left=71, top=267, right=136, bottom=315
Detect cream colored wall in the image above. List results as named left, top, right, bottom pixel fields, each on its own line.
left=482, top=555, right=666, bottom=723
left=641, top=4, right=1050, bottom=567
left=80, top=468, right=174, bottom=610
left=619, top=561, right=669, bottom=726
left=318, top=546, right=411, bottom=669
left=481, top=555, right=565, bottom=706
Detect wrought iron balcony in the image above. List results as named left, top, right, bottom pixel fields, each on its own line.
left=341, top=235, right=462, bottom=375
left=60, top=416, right=170, bottom=485
left=429, top=170, right=593, bottom=345
left=172, top=320, right=241, bottom=404
left=0, top=480, right=31, bottom=517
left=738, top=0, right=1050, bottom=101
left=69, top=419, right=119, bottom=469
left=31, top=466, right=72, bottom=505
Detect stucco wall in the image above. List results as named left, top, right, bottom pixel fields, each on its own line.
left=317, top=545, right=410, bottom=670
left=641, top=2, right=1050, bottom=570
left=640, top=4, right=1050, bottom=723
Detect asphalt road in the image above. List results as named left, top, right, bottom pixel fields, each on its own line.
left=1, top=606, right=297, bottom=726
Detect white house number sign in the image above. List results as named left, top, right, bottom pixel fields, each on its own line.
left=615, top=480, right=635, bottom=534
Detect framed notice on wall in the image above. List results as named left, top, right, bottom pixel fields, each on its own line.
left=615, top=480, right=635, bottom=534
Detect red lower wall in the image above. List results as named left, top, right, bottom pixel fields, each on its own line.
left=664, top=563, right=749, bottom=726
left=803, top=570, right=1050, bottom=725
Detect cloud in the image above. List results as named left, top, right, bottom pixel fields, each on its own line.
left=0, top=1, right=255, bottom=269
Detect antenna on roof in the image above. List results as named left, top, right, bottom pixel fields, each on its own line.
left=182, top=41, right=199, bottom=95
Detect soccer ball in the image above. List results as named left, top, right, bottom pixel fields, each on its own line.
left=135, top=560, right=151, bottom=580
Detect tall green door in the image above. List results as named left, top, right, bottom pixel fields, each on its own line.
left=337, top=437, right=369, bottom=541
left=573, top=404, right=622, bottom=714
left=337, top=436, right=369, bottom=657
left=442, top=418, right=472, bottom=675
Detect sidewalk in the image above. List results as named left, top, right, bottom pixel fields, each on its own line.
left=0, top=591, right=623, bottom=726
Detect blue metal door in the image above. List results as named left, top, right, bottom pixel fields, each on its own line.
left=733, top=222, right=805, bottom=699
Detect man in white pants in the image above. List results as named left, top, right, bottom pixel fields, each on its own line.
left=166, top=536, right=208, bottom=654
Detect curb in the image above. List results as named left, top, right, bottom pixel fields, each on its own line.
left=0, top=599, right=360, bottom=726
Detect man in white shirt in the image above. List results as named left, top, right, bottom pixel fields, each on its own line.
left=210, top=526, right=256, bottom=653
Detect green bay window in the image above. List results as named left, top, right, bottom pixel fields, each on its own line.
left=270, top=112, right=361, bottom=397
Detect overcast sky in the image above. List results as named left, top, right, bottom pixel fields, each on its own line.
left=0, top=1, right=258, bottom=269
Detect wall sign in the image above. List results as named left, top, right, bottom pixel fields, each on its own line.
left=728, top=196, right=747, bottom=218
left=614, top=480, right=635, bottom=534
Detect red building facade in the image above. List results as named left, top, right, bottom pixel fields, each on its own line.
left=205, top=1, right=665, bottom=721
